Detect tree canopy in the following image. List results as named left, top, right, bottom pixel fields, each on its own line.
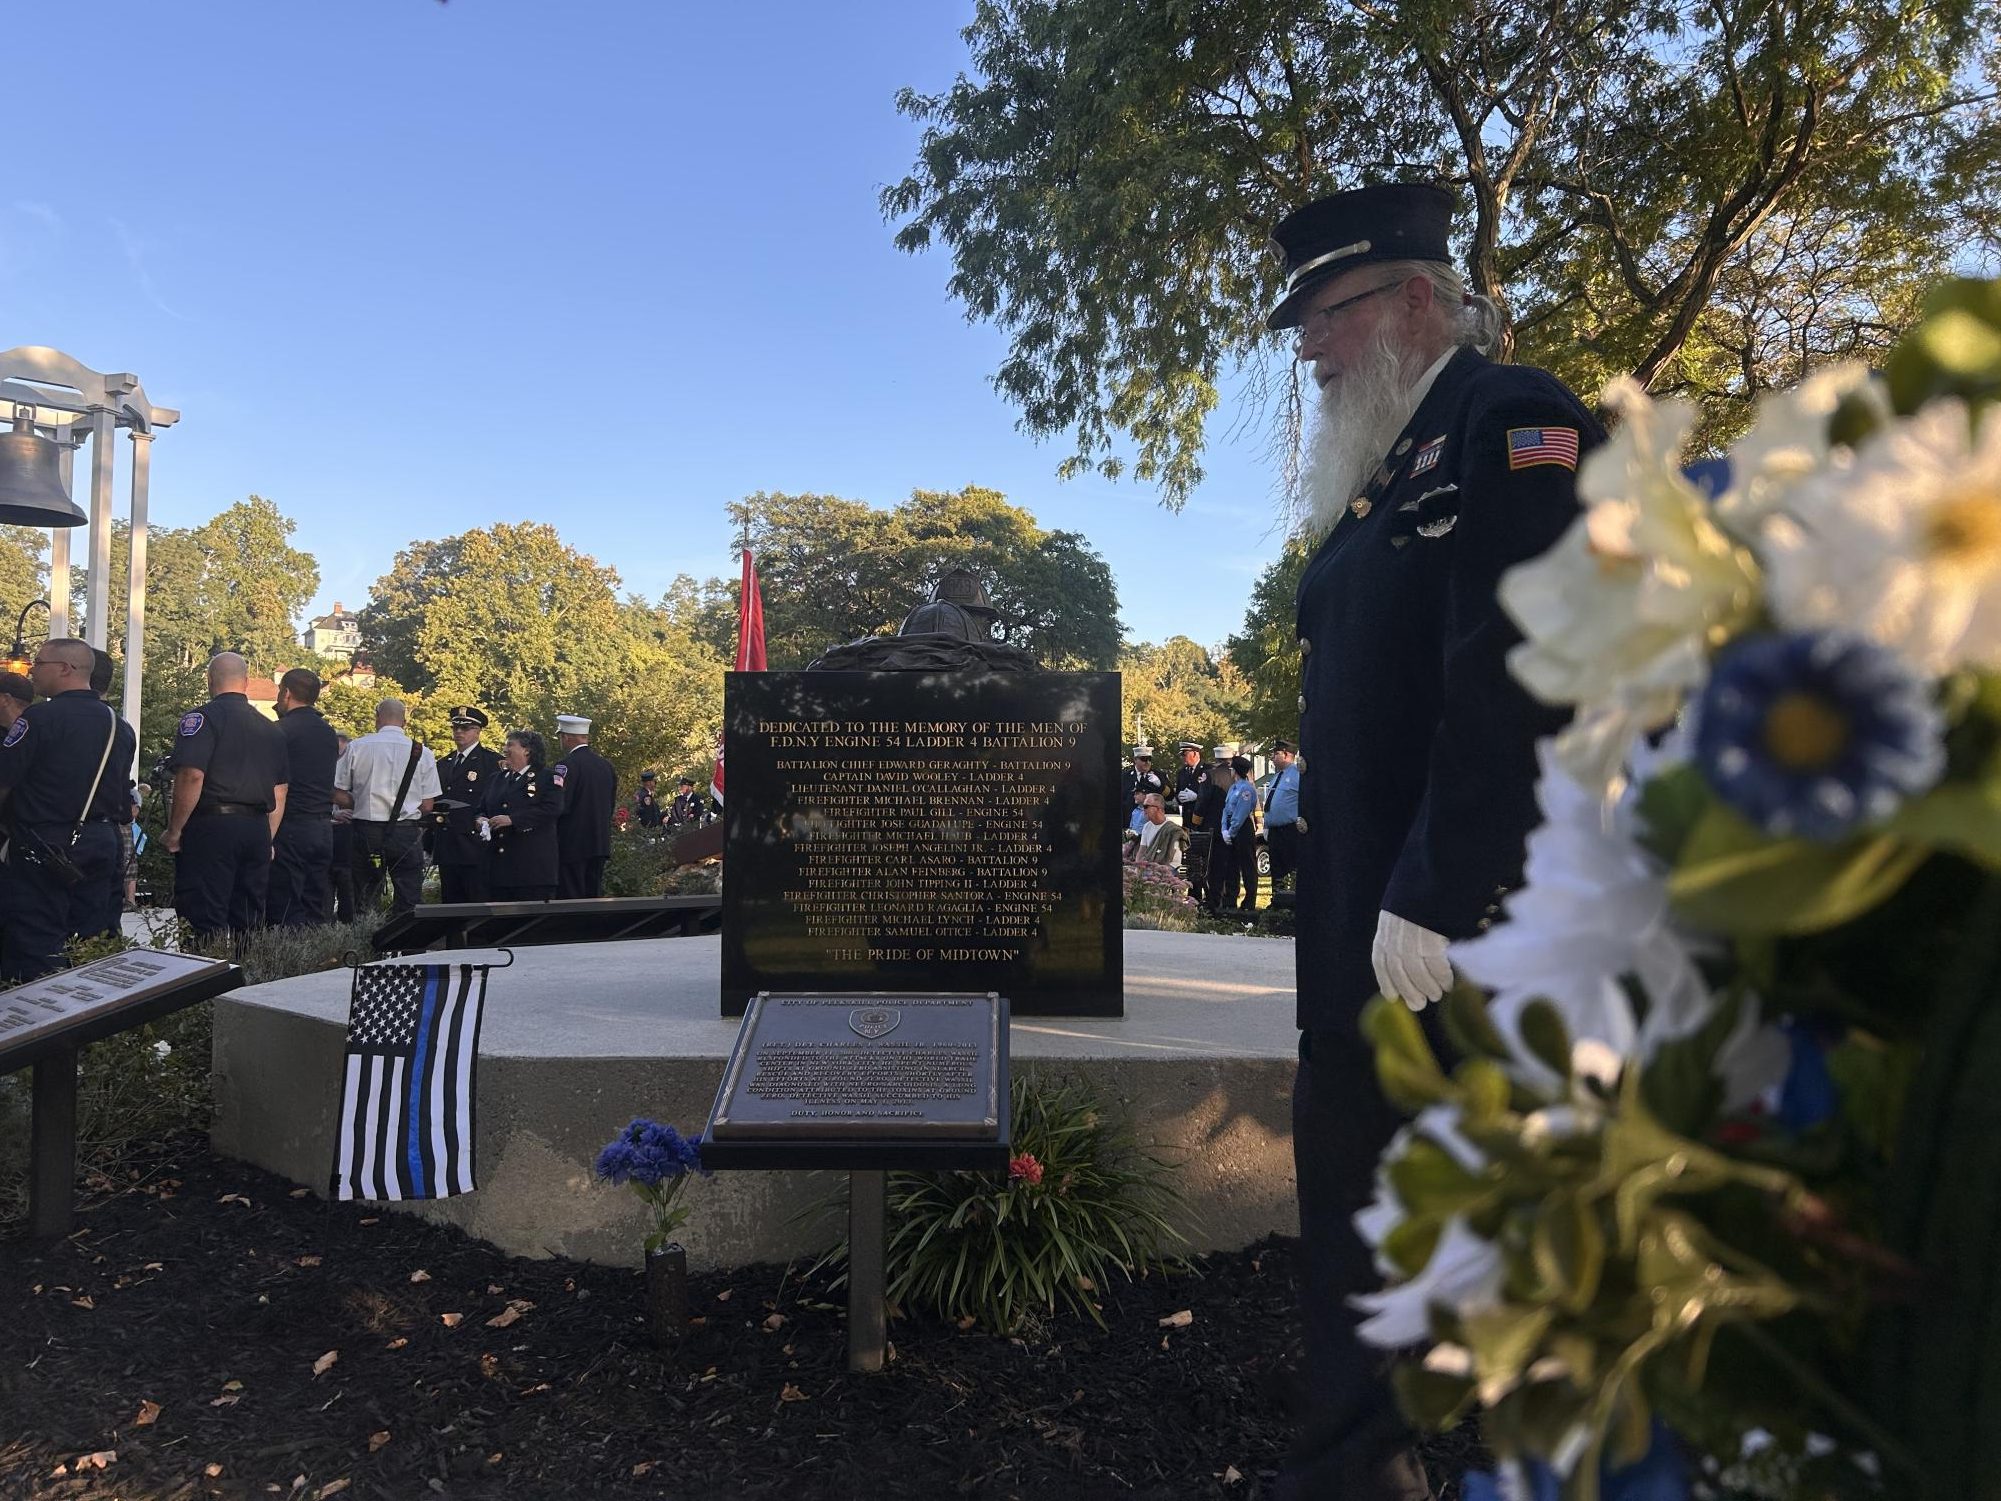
left=359, top=522, right=728, bottom=784
left=887, top=0, right=2001, bottom=501
left=0, top=525, right=48, bottom=660
left=1118, top=635, right=1251, bottom=755
left=719, top=486, right=1121, bottom=669
left=1224, top=542, right=1309, bottom=746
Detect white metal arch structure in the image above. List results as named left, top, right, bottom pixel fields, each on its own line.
left=0, top=345, right=180, bottom=751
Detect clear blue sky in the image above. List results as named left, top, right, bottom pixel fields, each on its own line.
left=3, top=0, right=1290, bottom=652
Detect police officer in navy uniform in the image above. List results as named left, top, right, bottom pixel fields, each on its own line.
left=552, top=713, right=617, bottom=898
left=268, top=668, right=339, bottom=927
left=480, top=728, right=565, bottom=900
left=1268, top=183, right=1602, bottom=1500
left=0, top=638, right=137, bottom=980
left=164, top=653, right=290, bottom=943
left=432, top=705, right=501, bottom=903
left=632, top=770, right=664, bottom=828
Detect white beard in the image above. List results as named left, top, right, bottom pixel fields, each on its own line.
left=1298, top=326, right=1434, bottom=539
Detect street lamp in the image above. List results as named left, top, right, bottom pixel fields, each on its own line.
left=3, top=598, right=49, bottom=676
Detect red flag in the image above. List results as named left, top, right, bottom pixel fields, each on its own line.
left=735, top=548, right=767, bottom=672
left=713, top=549, right=765, bottom=804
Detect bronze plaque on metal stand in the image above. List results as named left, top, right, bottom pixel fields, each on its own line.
left=702, top=989, right=1011, bottom=1377
left=709, top=991, right=1004, bottom=1141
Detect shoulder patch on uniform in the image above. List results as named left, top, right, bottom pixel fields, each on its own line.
left=1506, top=427, right=1580, bottom=471
left=178, top=711, right=206, bottom=737
left=2, top=717, right=26, bottom=749
left=1411, top=435, right=1446, bottom=475
left=551, top=763, right=567, bottom=786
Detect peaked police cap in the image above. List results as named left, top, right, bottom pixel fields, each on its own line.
left=1266, top=182, right=1456, bottom=331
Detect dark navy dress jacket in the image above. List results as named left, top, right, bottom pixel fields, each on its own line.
left=1292, top=347, right=1604, bottom=1033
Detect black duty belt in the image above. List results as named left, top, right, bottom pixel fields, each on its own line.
left=195, top=802, right=268, bottom=817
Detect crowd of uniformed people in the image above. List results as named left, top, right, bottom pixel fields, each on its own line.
left=0, top=648, right=651, bottom=980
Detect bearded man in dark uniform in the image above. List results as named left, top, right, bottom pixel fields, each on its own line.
left=1269, top=183, right=1602, bottom=1500
left=433, top=705, right=502, bottom=903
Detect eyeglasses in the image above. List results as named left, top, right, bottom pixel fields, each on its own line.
left=1296, top=279, right=1403, bottom=344
left=29, top=657, right=73, bottom=673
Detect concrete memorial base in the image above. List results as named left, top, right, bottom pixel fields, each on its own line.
left=211, top=931, right=1300, bottom=1270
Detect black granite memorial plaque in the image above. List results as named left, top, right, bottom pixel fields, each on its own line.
left=709, top=990, right=1004, bottom=1140
left=0, top=950, right=243, bottom=1074
left=720, top=670, right=1122, bottom=1017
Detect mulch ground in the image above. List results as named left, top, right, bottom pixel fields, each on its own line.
left=1, top=1136, right=1473, bottom=1501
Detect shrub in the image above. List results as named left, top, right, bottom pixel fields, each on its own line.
left=0, top=916, right=381, bottom=1232
left=816, top=1075, right=1191, bottom=1334
left=600, top=827, right=723, bottom=898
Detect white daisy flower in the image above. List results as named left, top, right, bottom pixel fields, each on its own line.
left=1765, top=399, right=2001, bottom=674
left=1714, top=363, right=1878, bottom=539
left=1501, top=380, right=1761, bottom=789
left=1351, top=1214, right=1506, bottom=1349
left=1452, top=744, right=1713, bottom=1090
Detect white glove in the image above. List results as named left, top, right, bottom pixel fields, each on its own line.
left=1371, top=910, right=1453, bottom=1012
left=1176, top=789, right=1197, bottom=804
left=1221, top=830, right=1234, bottom=844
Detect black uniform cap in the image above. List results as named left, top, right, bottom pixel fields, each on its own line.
left=1267, top=183, right=1455, bottom=331
left=448, top=705, right=489, bottom=727
left=640, top=770, right=658, bottom=780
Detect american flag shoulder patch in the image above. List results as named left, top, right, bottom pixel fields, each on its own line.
left=1507, top=426, right=1580, bottom=470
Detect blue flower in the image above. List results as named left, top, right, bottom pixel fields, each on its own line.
left=593, top=1118, right=709, bottom=1186
left=1694, top=631, right=1944, bottom=841
left=1779, top=1019, right=1840, bottom=1133
left=1464, top=1424, right=1688, bottom=1501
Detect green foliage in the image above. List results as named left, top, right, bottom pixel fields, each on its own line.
left=0, top=524, right=49, bottom=655
left=358, top=524, right=729, bottom=786
left=0, top=918, right=377, bottom=1232
left=1119, top=635, right=1250, bottom=752
left=818, top=1076, right=1190, bottom=1334
left=887, top=0, right=1999, bottom=503
left=1868, top=877, right=2001, bottom=1499
left=1224, top=542, right=1309, bottom=745
left=1360, top=998, right=1882, bottom=1500
left=74, top=499, right=320, bottom=674
left=720, top=487, right=1120, bottom=670
left=600, top=827, right=684, bottom=898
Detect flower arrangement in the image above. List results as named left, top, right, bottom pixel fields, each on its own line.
left=593, top=1117, right=710, bottom=1251
left=1357, top=278, right=2001, bottom=1500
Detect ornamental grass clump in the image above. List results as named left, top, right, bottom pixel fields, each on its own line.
left=834, top=1076, right=1190, bottom=1335
left=593, top=1118, right=709, bottom=1250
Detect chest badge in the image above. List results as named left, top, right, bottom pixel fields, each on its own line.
left=467, top=770, right=477, bottom=782
left=1350, top=497, right=1372, bottom=519
left=1411, top=436, right=1446, bottom=475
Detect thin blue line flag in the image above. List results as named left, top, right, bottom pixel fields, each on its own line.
left=333, top=962, right=488, bottom=1201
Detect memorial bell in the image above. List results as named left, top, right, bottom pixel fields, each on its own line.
left=0, top=409, right=86, bottom=527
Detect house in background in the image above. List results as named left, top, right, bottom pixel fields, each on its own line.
left=304, top=602, right=361, bottom=661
